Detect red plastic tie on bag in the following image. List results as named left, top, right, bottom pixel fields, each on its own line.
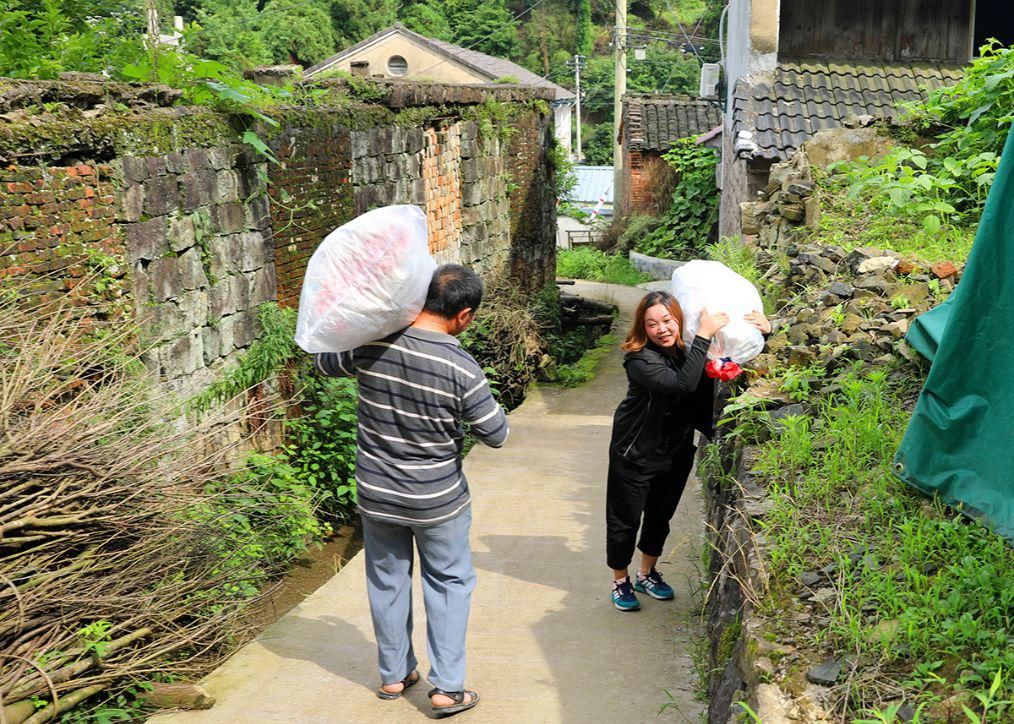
left=705, top=357, right=743, bottom=381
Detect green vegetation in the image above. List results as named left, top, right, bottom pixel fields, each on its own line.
left=189, top=451, right=330, bottom=599
left=635, top=138, right=719, bottom=259
left=191, top=303, right=297, bottom=413
left=0, top=0, right=147, bottom=79
left=806, top=178, right=977, bottom=263
left=192, top=302, right=360, bottom=524
left=703, top=63, right=1014, bottom=712
left=547, top=135, right=578, bottom=200
left=718, top=367, right=1013, bottom=719
left=557, top=247, right=651, bottom=285
left=552, top=333, right=616, bottom=387
left=617, top=213, right=661, bottom=253
left=806, top=42, right=1014, bottom=264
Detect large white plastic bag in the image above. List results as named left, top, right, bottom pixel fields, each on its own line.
left=670, top=260, right=765, bottom=363
left=294, top=205, right=436, bottom=353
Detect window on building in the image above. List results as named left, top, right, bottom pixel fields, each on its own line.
left=973, top=3, right=1014, bottom=53
left=387, top=56, right=408, bottom=77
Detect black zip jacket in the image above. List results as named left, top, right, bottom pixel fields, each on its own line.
left=609, top=335, right=715, bottom=466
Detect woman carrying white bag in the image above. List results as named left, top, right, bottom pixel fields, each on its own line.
left=605, top=261, right=771, bottom=612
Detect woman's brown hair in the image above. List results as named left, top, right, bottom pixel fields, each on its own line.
left=620, top=291, right=686, bottom=353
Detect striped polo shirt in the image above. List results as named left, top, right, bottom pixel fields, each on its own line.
left=315, top=326, right=508, bottom=526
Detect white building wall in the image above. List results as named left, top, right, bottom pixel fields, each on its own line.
left=553, top=102, right=573, bottom=157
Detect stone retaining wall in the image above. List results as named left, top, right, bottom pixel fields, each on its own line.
left=703, top=132, right=963, bottom=723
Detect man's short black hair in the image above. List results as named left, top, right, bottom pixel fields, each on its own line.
left=423, top=264, right=483, bottom=318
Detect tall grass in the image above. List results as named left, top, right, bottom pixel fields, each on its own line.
left=727, top=367, right=1014, bottom=717
left=557, top=247, right=651, bottom=285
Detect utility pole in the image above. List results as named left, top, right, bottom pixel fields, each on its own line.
left=145, top=0, right=159, bottom=47
left=574, top=54, right=583, bottom=163
left=148, top=0, right=161, bottom=40
left=613, top=0, right=626, bottom=211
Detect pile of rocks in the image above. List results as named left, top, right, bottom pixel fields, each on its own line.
left=740, top=149, right=820, bottom=235
left=748, top=241, right=962, bottom=378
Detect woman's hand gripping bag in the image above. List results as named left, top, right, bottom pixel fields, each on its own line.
left=670, top=260, right=765, bottom=381
left=294, top=205, right=436, bottom=354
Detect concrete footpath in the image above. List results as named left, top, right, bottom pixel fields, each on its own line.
left=155, top=282, right=705, bottom=723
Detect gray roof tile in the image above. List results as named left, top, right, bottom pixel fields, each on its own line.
left=733, top=59, right=964, bottom=160
left=623, top=94, right=722, bottom=151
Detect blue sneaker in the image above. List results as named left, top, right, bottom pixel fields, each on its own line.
left=611, top=578, right=641, bottom=611
left=634, top=569, right=675, bottom=600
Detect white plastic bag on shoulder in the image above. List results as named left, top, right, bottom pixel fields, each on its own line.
left=294, top=205, right=436, bottom=354
left=670, top=260, right=765, bottom=363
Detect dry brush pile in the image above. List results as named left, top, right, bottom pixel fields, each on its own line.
left=0, top=293, right=277, bottom=723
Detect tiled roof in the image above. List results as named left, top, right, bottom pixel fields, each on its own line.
left=306, top=24, right=575, bottom=102
left=732, top=60, right=964, bottom=160
left=624, top=94, right=722, bottom=152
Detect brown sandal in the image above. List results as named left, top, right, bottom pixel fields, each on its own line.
left=376, top=669, right=420, bottom=700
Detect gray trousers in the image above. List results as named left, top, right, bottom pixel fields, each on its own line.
left=361, top=508, right=476, bottom=691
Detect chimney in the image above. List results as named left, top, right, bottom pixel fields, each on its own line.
left=350, top=61, right=369, bottom=78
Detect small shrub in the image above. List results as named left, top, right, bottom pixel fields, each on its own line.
left=636, top=138, right=719, bottom=259
left=617, top=213, right=662, bottom=252
left=557, top=247, right=650, bottom=285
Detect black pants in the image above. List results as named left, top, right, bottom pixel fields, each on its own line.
left=605, top=437, right=697, bottom=571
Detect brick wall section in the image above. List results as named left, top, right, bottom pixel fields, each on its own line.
left=268, top=126, right=355, bottom=309
left=505, top=113, right=556, bottom=291
left=117, top=145, right=274, bottom=397
left=422, top=124, right=463, bottom=264
left=0, top=164, right=124, bottom=316
left=348, top=121, right=510, bottom=279
left=627, top=148, right=649, bottom=213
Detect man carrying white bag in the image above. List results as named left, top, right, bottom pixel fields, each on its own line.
left=296, top=205, right=506, bottom=717
left=670, top=260, right=772, bottom=380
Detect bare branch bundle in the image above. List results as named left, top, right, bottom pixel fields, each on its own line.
left=466, top=274, right=549, bottom=406
left=0, top=291, right=286, bottom=720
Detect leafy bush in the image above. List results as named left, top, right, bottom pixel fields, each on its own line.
left=908, top=40, right=1013, bottom=176
left=285, top=372, right=359, bottom=519
left=617, top=213, right=661, bottom=252
left=834, top=145, right=996, bottom=233
left=557, top=247, right=651, bottom=285
left=0, top=0, right=147, bottom=79
left=192, top=452, right=330, bottom=599
left=636, top=138, right=718, bottom=259
left=820, top=42, right=1012, bottom=248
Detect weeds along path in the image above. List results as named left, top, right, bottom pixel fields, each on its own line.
left=154, top=281, right=705, bottom=724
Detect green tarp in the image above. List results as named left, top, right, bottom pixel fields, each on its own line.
left=894, top=127, right=1014, bottom=543
left=903, top=295, right=952, bottom=362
